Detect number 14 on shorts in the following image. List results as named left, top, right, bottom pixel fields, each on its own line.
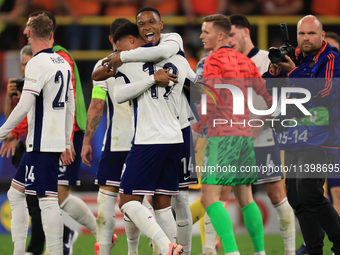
left=181, top=156, right=194, bottom=174
left=25, top=165, right=35, bottom=183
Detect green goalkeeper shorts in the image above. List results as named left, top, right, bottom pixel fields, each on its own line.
left=200, top=136, right=258, bottom=186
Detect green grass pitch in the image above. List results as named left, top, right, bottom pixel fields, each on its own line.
left=0, top=234, right=333, bottom=254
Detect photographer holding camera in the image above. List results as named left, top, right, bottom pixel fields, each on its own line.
left=5, top=45, right=32, bottom=119
left=268, top=15, right=340, bottom=255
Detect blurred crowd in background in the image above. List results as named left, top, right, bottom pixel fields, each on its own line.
left=1, top=0, right=339, bottom=52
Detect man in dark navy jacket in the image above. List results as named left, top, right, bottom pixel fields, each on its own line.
left=268, top=15, right=340, bottom=255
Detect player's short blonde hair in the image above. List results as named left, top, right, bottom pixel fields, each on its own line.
left=29, top=13, right=53, bottom=41
left=203, top=14, right=231, bottom=35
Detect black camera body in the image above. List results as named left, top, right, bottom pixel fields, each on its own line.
left=268, top=23, right=296, bottom=64
left=12, top=77, right=25, bottom=96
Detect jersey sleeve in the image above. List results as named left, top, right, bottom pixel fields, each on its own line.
left=120, top=33, right=183, bottom=63
left=0, top=92, right=35, bottom=141
left=161, top=33, right=184, bottom=52
left=114, top=72, right=155, bottom=104
left=185, top=60, right=198, bottom=86
left=22, top=60, right=45, bottom=95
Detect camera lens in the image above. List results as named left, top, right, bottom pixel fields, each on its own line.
left=269, top=48, right=289, bottom=63
left=268, top=48, right=282, bottom=64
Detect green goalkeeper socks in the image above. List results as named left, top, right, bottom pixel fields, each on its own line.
left=242, top=201, right=265, bottom=252
left=206, top=202, right=239, bottom=253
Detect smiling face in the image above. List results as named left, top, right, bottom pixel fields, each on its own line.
left=297, top=16, right=325, bottom=56
left=136, top=11, right=163, bottom=45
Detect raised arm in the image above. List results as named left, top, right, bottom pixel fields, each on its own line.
left=114, top=69, right=178, bottom=104
left=104, top=33, right=183, bottom=72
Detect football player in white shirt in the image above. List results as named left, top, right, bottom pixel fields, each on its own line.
left=112, top=22, right=197, bottom=255
left=228, top=14, right=295, bottom=255
left=101, top=8, right=198, bottom=255
left=81, top=18, right=134, bottom=255
left=0, top=14, right=74, bottom=255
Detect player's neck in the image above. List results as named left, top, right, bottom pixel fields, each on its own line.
left=242, top=41, right=255, bottom=57
left=31, top=39, right=50, bottom=55
left=212, top=40, right=228, bottom=53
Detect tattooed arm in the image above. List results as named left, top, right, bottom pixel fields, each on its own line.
left=81, top=98, right=105, bottom=167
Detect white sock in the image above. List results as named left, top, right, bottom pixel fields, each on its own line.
left=60, top=194, right=97, bottom=238
left=124, top=215, right=140, bottom=255
left=141, top=197, right=161, bottom=255
left=39, top=197, right=63, bottom=255
left=121, top=200, right=171, bottom=255
left=96, top=188, right=117, bottom=255
left=7, top=187, right=29, bottom=255
left=171, top=190, right=192, bottom=255
left=204, top=212, right=217, bottom=253
left=142, top=196, right=154, bottom=212
left=226, top=252, right=241, bottom=255
left=154, top=206, right=177, bottom=244
left=274, top=198, right=295, bottom=253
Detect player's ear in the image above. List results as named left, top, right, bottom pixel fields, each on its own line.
left=49, top=33, right=53, bottom=41
left=244, top=27, right=250, bottom=37
left=160, top=20, right=163, bottom=30
left=321, top=30, right=325, bottom=40
left=128, top=35, right=135, bottom=44
left=218, top=31, right=225, bottom=41
left=109, top=35, right=114, bottom=45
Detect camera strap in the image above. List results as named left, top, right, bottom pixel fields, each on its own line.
left=306, top=55, right=316, bottom=77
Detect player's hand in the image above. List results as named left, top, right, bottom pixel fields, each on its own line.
left=81, top=144, right=92, bottom=168
left=7, top=78, right=18, bottom=100
left=71, top=141, right=76, bottom=160
left=102, top=52, right=122, bottom=73
left=154, top=69, right=178, bottom=87
left=60, top=149, right=73, bottom=166
left=0, top=133, right=18, bottom=158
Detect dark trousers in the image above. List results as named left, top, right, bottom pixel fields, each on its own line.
left=285, top=148, right=340, bottom=255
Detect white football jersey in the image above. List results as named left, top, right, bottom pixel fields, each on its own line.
left=249, top=48, right=275, bottom=147
left=159, top=33, right=184, bottom=52
left=115, top=53, right=194, bottom=144
left=160, top=33, right=196, bottom=129
left=23, top=49, right=73, bottom=152
left=92, top=60, right=134, bottom=151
